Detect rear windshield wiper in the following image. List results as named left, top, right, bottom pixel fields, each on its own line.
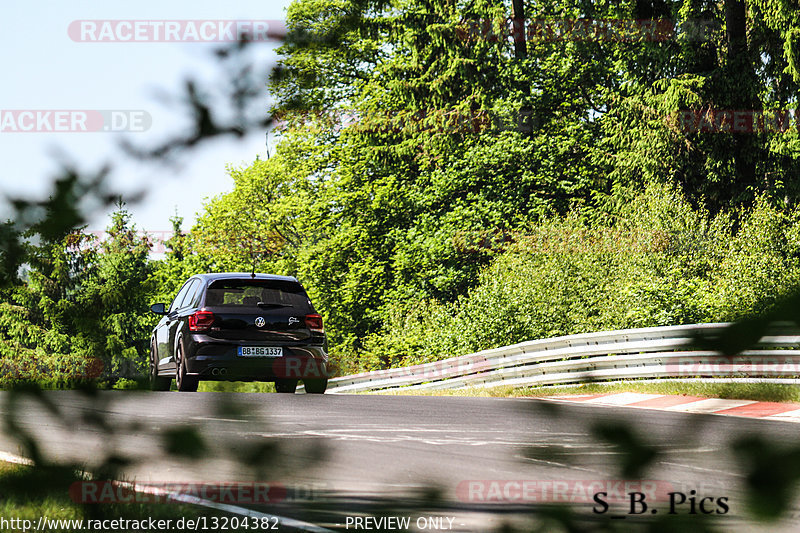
left=257, top=302, right=291, bottom=308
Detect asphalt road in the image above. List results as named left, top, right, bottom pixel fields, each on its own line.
left=1, top=391, right=799, bottom=531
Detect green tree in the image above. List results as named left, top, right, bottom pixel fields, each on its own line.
left=82, top=205, right=155, bottom=376
left=151, top=213, right=209, bottom=306
left=192, top=0, right=800, bottom=373
left=0, top=223, right=97, bottom=383
left=0, top=203, right=156, bottom=383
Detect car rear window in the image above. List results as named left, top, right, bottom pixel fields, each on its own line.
left=204, top=279, right=313, bottom=312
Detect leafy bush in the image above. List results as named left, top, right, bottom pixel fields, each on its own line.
left=359, top=185, right=800, bottom=371
left=0, top=205, right=157, bottom=386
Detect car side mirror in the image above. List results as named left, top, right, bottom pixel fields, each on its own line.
left=150, top=303, right=167, bottom=315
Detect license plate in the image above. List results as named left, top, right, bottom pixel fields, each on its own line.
left=238, top=346, right=283, bottom=357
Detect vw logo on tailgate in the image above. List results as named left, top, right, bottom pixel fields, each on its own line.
left=254, top=317, right=265, bottom=328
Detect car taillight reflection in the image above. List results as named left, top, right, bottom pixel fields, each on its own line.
left=305, top=314, right=324, bottom=334
left=189, top=310, right=215, bottom=332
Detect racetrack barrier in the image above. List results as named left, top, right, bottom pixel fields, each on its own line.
left=320, top=323, right=800, bottom=393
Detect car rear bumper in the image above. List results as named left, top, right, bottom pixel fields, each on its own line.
left=185, top=335, right=328, bottom=380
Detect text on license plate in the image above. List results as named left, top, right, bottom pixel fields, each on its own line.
left=238, top=346, right=283, bottom=357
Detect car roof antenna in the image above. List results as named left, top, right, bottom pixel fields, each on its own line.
left=250, top=249, right=268, bottom=278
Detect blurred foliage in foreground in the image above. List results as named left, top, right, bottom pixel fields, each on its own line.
left=0, top=2, right=799, bottom=531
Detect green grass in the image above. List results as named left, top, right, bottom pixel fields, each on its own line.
left=198, top=380, right=276, bottom=393
left=0, top=378, right=280, bottom=393
left=0, top=461, right=224, bottom=531
left=373, top=380, right=800, bottom=404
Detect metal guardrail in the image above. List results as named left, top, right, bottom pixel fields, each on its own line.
left=325, top=323, right=800, bottom=393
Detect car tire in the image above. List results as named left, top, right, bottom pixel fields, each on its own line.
left=150, top=345, right=171, bottom=391
left=175, top=345, right=199, bottom=392
left=275, top=379, right=297, bottom=393
left=303, top=378, right=327, bottom=394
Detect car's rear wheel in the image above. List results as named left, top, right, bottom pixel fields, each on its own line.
left=175, top=345, right=199, bottom=392
left=303, top=378, right=327, bottom=394
left=150, top=345, right=171, bottom=391
left=275, top=379, right=297, bottom=393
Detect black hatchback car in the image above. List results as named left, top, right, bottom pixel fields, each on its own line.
left=149, top=273, right=328, bottom=393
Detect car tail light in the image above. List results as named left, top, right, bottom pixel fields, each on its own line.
left=305, top=314, right=324, bottom=334
left=189, top=310, right=215, bottom=332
